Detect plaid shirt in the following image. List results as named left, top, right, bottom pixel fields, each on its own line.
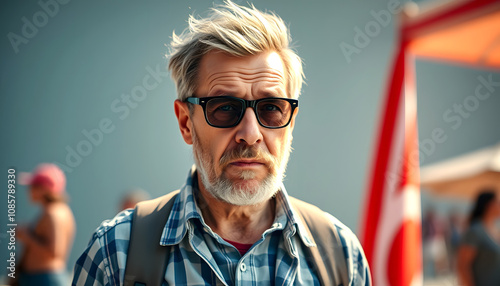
left=73, top=168, right=371, bottom=285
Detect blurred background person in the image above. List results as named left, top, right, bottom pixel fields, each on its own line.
left=422, top=206, right=449, bottom=278
left=457, top=190, right=500, bottom=286
left=15, top=163, right=76, bottom=286
left=444, top=208, right=464, bottom=275
left=119, top=188, right=150, bottom=211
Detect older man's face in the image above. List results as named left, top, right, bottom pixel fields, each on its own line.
left=176, top=50, right=297, bottom=205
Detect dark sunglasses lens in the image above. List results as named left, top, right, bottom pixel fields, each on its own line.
left=256, top=99, right=292, bottom=127
left=206, top=98, right=243, bottom=127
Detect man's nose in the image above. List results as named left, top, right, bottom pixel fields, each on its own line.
left=235, top=108, right=263, bottom=145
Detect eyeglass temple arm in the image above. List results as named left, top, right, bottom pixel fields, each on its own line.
left=186, top=97, right=200, bottom=104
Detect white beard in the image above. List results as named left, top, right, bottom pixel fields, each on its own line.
left=192, top=128, right=292, bottom=206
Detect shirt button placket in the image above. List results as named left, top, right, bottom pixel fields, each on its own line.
left=237, top=261, right=248, bottom=286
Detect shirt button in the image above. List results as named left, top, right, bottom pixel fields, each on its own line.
left=240, top=263, right=247, bottom=272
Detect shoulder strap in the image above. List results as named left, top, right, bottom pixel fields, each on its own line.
left=124, top=190, right=180, bottom=286
left=290, top=197, right=350, bottom=286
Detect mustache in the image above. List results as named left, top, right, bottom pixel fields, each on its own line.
left=219, top=144, right=278, bottom=171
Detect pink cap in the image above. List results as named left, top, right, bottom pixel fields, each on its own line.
left=20, top=163, right=66, bottom=195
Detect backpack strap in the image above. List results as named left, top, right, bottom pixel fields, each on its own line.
left=290, top=197, right=350, bottom=286
left=123, top=190, right=180, bottom=286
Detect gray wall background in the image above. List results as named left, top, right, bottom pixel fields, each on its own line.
left=1, top=0, right=499, bottom=277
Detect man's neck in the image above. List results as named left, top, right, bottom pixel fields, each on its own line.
left=196, top=177, right=276, bottom=244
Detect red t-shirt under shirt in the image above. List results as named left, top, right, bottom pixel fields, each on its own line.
left=224, top=239, right=253, bottom=256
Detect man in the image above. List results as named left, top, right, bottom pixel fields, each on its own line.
left=73, top=2, right=371, bottom=285
left=17, top=163, right=76, bottom=286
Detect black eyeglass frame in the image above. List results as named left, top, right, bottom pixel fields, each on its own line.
left=185, top=96, right=299, bottom=129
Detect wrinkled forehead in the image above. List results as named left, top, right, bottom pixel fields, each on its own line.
left=197, top=50, right=287, bottom=94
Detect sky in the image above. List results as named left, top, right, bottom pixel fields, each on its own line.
left=1, top=0, right=499, bottom=277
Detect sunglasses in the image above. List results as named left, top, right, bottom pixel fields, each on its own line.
left=186, top=96, right=298, bottom=129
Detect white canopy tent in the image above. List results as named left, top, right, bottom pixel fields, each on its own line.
left=420, top=142, right=500, bottom=199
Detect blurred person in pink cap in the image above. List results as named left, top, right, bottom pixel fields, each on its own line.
left=15, top=163, right=76, bottom=286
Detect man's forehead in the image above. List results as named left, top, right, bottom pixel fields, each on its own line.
left=196, top=50, right=287, bottom=97
left=199, top=50, right=285, bottom=76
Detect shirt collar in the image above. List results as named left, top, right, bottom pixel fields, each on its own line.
left=275, top=184, right=316, bottom=247
left=159, top=166, right=314, bottom=248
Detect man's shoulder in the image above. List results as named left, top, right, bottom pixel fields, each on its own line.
left=288, top=196, right=354, bottom=234
left=288, top=195, right=364, bottom=253
left=73, top=209, right=135, bottom=285
left=91, top=208, right=134, bottom=240
left=88, top=191, right=181, bottom=243
left=288, top=196, right=371, bottom=285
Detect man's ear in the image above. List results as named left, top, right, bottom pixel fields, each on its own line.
left=174, top=99, right=193, bottom=145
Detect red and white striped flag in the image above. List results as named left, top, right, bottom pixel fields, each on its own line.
left=360, top=42, right=422, bottom=286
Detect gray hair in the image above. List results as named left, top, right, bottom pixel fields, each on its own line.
left=167, top=1, right=304, bottom=101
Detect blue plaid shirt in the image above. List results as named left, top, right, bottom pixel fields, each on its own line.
left=73, top=168, right=371, bottom=285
